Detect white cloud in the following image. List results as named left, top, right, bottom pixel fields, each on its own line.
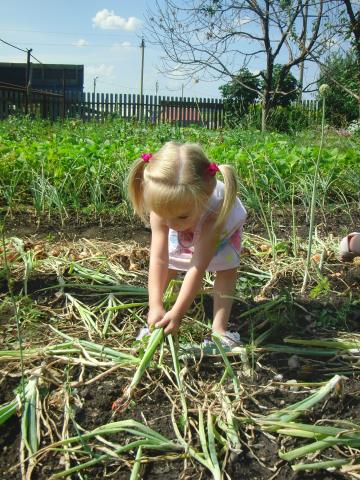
left=73, top=38, right=89, bottom=47
left=92, top=9, right=142, bottom=31
left=111, top=41, right=132, bottom=51
left=86, top=64, right=115, bottom=79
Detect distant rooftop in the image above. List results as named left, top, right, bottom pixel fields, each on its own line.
left=0, top=63, right=84, bottom=92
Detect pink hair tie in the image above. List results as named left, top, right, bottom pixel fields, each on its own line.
left=206, top=162, right=220, bottom=176
left=141, top=153, right=152, bottom=162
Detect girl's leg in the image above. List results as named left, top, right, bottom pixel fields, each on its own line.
left=212, top=268, right=237, bottom=335
left=157, top=268, right=179, bottom=296
left=166, top=268, right=179, bottom=286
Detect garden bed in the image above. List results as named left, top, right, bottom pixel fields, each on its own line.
left=0, top=219, right=359, bottom=479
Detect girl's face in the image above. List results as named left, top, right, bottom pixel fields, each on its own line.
left=161, top=208, right=202, bottom=232
left=148, top=188, right=211, bottom=232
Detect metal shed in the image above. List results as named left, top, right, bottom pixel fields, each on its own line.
left=0, top=63, right=84, bottom=92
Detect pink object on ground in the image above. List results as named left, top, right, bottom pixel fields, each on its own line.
left=339, top=232, right=360, bottom=262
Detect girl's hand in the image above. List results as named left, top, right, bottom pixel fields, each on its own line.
left=155, top=309, right=182, bottom=335
left=147, top=306, right=166, bottom=328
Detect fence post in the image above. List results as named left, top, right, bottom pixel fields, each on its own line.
left=105, top=93, right=109, bottom=119
left=137, top=94, right=141, bottom=122
left=118, top=93, right=122, bottom=118
left=156, top=95, right=161, bottom=125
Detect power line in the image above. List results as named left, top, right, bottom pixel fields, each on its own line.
left=30, top=53, right=43, bottom=64
left=1, top=36, right=159, bottom=53
left=0, top=37, right=27, bottom=53
left=1, top=36, right=44, bottom=66
left=13, top=41, right=136, bottom=48
left=0, top=27, right=134, bottom=38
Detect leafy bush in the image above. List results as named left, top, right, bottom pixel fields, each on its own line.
left=348, top=120, right=360, bottom=135
left=239, top=103, right=318, bottom=133
left=260, top=64, right=299, bottom=107
left=220, top=64, right=299, bottom=127
left=219, top=68, right=260, bottom=127
left=318, top=49, right=359, bottom=126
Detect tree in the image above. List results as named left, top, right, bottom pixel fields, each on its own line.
left=145, top=0, right=332, bottom=130
left=318, top=49, right=359, bottom=125
left=309, top=1, right=359, bottom=114
left=219, top=64, right=298, bottom=126
left=342, top=1, right=360, bottom=72
left=219, top=68, right=260, bottom=123
left=260, top=64, right=299, bottom=107
left=335, top=1, right=360, bottom=114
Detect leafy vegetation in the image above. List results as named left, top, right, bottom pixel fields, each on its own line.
left=318, top=48, right=360, bottom=126
left=220, top=65, right=300, bottom=128
left=0, top=117, right=359, bottom=223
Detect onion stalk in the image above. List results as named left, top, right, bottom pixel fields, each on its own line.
left=172, top=407, right=222, bottom=480
left=255, top=375, right=359, bottom=472
left=38, top=420, right=182, bottom=479
left=112, top=327, right=164, bottom=412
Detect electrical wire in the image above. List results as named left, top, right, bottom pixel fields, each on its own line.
left=30, top=53, right=43, bottom=64
left=1, top=37, right=44, bottom=64
left=0, top=27, right=134, bottom=38
left=0, top=37, right=27, bottom=53
left=14, top=41, right=136, bottom=48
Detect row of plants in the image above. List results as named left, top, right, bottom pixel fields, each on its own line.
left=0, top=117, right=359, bottom=223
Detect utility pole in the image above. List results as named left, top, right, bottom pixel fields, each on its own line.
left=93, top=76, right=98, bottom=97
left=140, top=37, right=145, bottom=121
left=298, top=3, right=309, bottom=102
left=25, top=48, right=32, bottom=114
left=155, top=80, right=159, bottom=96
left=140, top=38, right=145, bottom=97
left=181, top=83, right=184, bottom=99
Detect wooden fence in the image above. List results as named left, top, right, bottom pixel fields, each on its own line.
left=0, top=87, right=224, bottom=128
left=0, top=85, right=319, bottom=129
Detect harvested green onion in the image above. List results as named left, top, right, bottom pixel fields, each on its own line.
left=112, top=328, right=164, bottom=412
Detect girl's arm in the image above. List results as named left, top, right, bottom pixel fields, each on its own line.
left=147, top=212, right=170, bottom=325
left=155, top=216, right=220, bottom=334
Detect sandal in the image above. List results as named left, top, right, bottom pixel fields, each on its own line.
left=339, top=232, right=360, bottom=262
left=136, top=326, right=151, bottom=341
left=201, top=331, right=243, bottom=355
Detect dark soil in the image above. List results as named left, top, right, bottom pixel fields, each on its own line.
left=0, top=362, right=357, bottom=479
left=0, top=215, right=359, bottom=479
left=3, top=202, right=360, bottom=243
left=3, top=208, right=150, bottom=244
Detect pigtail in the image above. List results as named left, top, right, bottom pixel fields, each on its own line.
left=215, top=164, right=238, bottom=230
left=127, top=157, right=148, bottom=223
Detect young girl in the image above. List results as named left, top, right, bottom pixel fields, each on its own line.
left=128, top=141, right=247, bottom=348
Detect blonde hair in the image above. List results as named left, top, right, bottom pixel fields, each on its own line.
left=127, top=141, right=238, bottom=230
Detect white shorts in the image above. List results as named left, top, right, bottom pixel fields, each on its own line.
left=168, top=226, right=243, bottom=272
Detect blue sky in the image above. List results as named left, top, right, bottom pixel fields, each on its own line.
left=0, top=1, right=322, bottom=99
left=1, top=0, right=221, bottom=98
